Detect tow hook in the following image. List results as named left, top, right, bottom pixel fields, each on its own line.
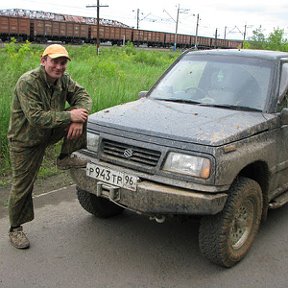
left=149, top=215, right=166, bottom=223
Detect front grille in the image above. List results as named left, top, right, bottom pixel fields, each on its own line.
left=101, top=139, right=161, bottom=167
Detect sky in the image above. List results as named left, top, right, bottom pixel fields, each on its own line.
left=1, top=0, right=288, bottom=40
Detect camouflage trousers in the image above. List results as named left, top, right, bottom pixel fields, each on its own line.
left=8, top=126, right=86, bottom=227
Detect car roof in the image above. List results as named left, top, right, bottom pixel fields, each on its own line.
left=185, top=49, right=288, bottom=61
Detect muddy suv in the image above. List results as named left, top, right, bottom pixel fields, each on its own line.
left=71, top=49, right=288, bottom=267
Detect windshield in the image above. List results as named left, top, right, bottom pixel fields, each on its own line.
left=149, top=54, right=273, bottom=111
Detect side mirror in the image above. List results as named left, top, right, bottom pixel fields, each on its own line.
left=280, top=108, right=288, bottom=126
left=138, top=91, right=148, bottom=98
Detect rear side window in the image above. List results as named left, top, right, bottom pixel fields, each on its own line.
left=278, top=63, right=288, bottom=105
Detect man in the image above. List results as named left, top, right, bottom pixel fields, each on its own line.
left=7, top=44, right=92, bottom=249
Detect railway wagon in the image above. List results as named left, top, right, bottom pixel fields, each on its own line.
left=167, top=33, right=213, bottom=49
left=66, top=22, right=89, bottom=40
left=212, top=38, right=228, bottom=48
left=164, top=33, right=192, bottom=48
left=132, top=29, right=165, bottom=47
left=163, top=32, right=174, bottom=47
left=211, top=38, right=243, bottom=49
left=90, top=25, right=133, bottom=44
left=176, top=34, right=191, bottom=47
left=0, top=14, right=243, bottom=49
left=227, top=39, right=243, bottom=48
left=197, top=36, right=213, bottom=48
left=0, top=16, right=30, bottom=41
left=0, top=16, right=90, bottom=42
left=32, top=19, right=89, bottom=42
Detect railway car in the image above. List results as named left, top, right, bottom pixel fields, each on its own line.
left=0, top=10, right=243, bottom=49
left=0, top=15, right=30, bottom=41
left=176, top=34, right=191, bottom=47
left=163, top=32, right=174, bottom=47
left=197, top=36, right=213, bottom=49
left=132, top=29, right=165, bottom=47
left=227, top=39, right=242, bottom=48
left=91, top=26, right=133, bottom=45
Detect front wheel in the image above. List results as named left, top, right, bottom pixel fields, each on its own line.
left=76, top=187, right=124, bottom=218
left=199, top=177, right=263, bottom=267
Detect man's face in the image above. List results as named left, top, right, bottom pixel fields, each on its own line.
left=41, top=56, right=68, bottom=81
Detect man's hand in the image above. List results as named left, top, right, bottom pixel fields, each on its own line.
left=70, top=108, right=88, bottom=123
left=67, top=122, right=84, bottom=140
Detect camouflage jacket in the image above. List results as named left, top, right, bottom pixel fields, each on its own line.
left=7, top=65, right=92, bottom=148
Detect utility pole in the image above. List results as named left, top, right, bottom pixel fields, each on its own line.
left=243, top=24, right=247, bottom=42
left=86, top=0, right=109, bottom=55
left=132, top=8, right=151, bottom=47
left=136, top=8, right=140, bottom=29
left=136, top=8, right=140, bottom=47
left=214, top=28, right=218, bottom=48
left=163, top=4, right=189, bottom=51
left=174, top=4, right=180, bottom=51
left=233, top=24, right=251, bottom=48
left=224, top=26, right=227, bottom=40
left=132, top=8, right=151, bottom=29
left=194, top=13, right=200, bottom=49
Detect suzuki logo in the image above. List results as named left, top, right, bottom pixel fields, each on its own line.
left=123, top=148, right=133, bottom=158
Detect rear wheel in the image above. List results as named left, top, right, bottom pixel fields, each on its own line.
left=76, top=187, right=124, bottom=218
left=199, top=177, right=263, bottom=267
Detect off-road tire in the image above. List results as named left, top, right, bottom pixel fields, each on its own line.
left=199, top=177, right=263, bottom=267
left=76, top=187, right=124, bottom=218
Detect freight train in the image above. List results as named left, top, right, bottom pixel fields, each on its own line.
left=0, top=9, right=243, bottom=49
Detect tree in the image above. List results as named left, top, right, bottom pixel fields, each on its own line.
left=247, top=27, right=288, bottom=51
left=248, top=26, right=266, bottom=49
left=266, top=28, right=288, bottom=51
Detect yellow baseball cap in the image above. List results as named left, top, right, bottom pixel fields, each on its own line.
left=41, top=44, right=71, bottom=60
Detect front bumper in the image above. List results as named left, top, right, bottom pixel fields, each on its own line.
left=70, top=166, right=227, bottom=216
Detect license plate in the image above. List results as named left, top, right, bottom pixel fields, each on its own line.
left=86, top=163, right=138, bottom=191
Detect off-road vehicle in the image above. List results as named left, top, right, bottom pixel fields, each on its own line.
left=70, top=49, right=288, bottom=267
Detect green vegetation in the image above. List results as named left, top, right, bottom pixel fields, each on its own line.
left=244, top=27, right=288, bottom=51
left=0, top=41, right=179, bottom=184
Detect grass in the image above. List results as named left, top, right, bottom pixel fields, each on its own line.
left=0, top=41, right=180, bottom=184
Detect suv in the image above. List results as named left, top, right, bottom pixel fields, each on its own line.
left=70, top=49, right=288, bottom=267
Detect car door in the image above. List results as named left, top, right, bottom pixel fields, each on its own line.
left=270, top=61, right=288, bottom=199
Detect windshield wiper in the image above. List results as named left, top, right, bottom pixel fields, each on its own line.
left=154, top=98, right=201, bottom=105
left=153, top=98, right=262, bottom=111
left=199, top=103, right=261, bottom=112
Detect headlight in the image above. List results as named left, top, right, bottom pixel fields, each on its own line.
left=163, top=152, right=211, bottom=179
left=87, top=132, right=100, bottom=153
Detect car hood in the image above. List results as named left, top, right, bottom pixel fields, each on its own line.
left=88, top=98, right=276, bottom=146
